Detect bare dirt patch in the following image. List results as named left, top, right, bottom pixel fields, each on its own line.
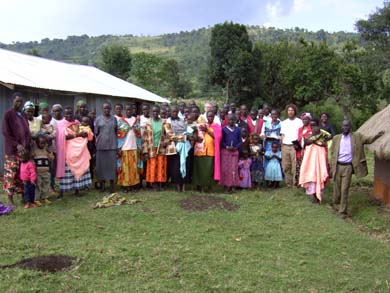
left=180, top=195, right=239, bottom=212
left=0, top=255, right=75, bottom=273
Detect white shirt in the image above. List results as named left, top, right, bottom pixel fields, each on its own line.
left=263, top=114, right=272, bottom=122
left=178, top=111, right=185, bottom=120
left=201, top=113, right=221, bottom=125
left=121, top=117, right=137, bottom=151
left=280, top=117, right=303, bottom=145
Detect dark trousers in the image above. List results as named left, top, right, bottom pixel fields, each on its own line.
left=23, top=182, right=35, bottom=203
left=49, top=157, right=55, bottom=189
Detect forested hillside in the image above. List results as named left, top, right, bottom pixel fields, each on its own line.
left=0, top=26, right=359, bottom=85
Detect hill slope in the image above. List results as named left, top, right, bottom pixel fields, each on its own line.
left=0, top=26, right=359, bottom=85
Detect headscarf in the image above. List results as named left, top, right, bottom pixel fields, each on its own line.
left=52, top=104, right=63, bottom=111
left=303, top=112, right=312, bottom=120
left=76, top=100, right=87, bottom=107
left=23, top=101, right=35, bottom=111
left=39, top=102, right=49, bottom=109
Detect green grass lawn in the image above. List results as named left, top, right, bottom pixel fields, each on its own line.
left=1, top=154, right=390, bottom=292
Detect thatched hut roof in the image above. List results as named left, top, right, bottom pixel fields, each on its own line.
left=357, top=104, right=390, bottom=160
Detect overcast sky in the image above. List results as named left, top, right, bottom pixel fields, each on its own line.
left=0, top=0, right=384, bottom=44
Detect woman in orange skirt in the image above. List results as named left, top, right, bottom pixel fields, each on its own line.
left=142, top=105, right=185, bottom=191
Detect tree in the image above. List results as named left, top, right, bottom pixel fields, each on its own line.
left=209, top=22, right=256, bottom=103
left=100, top=44, right=132, bottom=80
left=25, top=48, right=41, bottom=57
left=356, top=1, right=390, bottom=49
left=130, top=52, right=164, bottom=93
left=161, top=59, right=192, bottom=99
left=333, top=41, right=380, bottom=119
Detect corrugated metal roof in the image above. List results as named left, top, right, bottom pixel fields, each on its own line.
left=0, top=48, right=169, bottom=103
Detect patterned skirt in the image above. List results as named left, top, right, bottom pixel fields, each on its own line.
left=118, top=150, right=140, bottom=187
left=250, top=157, right=264, bottom=184
left=3, top=155, right=22, bottom=196
left=59, top=164, right=92, bottom=192
left=219, top=149, right=240, bottom=187
left=146, top=155, right=167, bottom=183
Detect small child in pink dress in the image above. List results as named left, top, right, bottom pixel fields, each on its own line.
left=19, top=150, right=38, bottom=209
left=238, top=149, right=252, bottom=189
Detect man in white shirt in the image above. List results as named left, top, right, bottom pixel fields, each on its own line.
left=280, top=104, right=303, bottom=187
left=201, top=101, right=221, bottom=125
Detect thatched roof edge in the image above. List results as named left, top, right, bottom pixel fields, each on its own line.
left=357, top=104, right=390, bottom=161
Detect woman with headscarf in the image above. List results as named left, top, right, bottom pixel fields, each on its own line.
left=56, top=106, right=93, bottom=198
left=24, top=101, right=41, bottom=140
left=37, top=102, right=50, bottom=119
left=299, top=118, right=331, bottom=203
left=295, top=113, right=312, bottom=185
left=95, top=102, right=118, bottom=193
left=2, top=92, right=31, bottom=206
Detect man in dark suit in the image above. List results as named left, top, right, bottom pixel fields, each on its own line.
left=330, top=120, right=384, bottom=219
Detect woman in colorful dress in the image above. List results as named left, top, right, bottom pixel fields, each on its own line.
left=295, top=113, right=312, bottom=185
left=117, top=103, right=140, bottom=192
left=299, top=118, right=331, bottom=203
left=142, top=105, right=185, bottom=191
left=56, top=106, right=92, bottom=198
left=192, top=110, right=217, bottom=192
left=2, top=92, right=31, bottom=206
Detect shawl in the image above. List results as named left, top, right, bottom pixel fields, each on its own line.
left=65, top=122, right=93, bottom=180
left=56, top=119, right=75, bottom=178
left=210, top=123, right=222, bottom=181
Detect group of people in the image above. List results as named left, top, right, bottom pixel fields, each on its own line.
left=1, top=92, right=384, bottom=219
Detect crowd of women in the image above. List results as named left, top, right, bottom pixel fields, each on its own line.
left=1, top=92, right=337, bottom=212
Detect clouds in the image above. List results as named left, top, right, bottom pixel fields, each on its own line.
left=0, top=0, right=384, bottom=44
left=263, top=0, right=383, bottom=32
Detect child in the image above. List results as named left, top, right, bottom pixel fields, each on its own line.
left=40, top=113, right=56, bottom=152
left=32, top=135, right=54, bottom=205
left=19, top=150, right=38, bottom=209
left=238, top=150, right=252, bottom=189
left=249, top=133, right=264, bottom=188
left=80, top=116, right=92, bottom=133
left=264, top=142, right=283, bottom=188
left=240, top=127, right=250, bottom=154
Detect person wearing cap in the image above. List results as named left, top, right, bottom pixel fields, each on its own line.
left=37, top=102, right=50, bottom=119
